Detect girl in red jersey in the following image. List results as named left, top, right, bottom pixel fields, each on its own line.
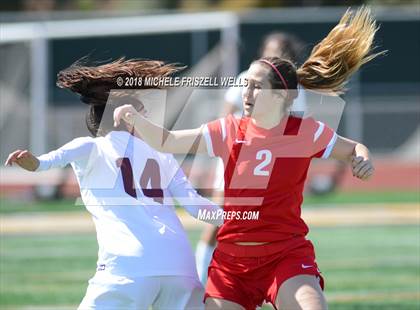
left=114, top=7, right=382, bottom=310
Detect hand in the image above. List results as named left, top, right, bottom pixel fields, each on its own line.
left=4, top=150, right=40, bottom=171
left=113, top=104, right=138, bottom=127
left=351, top=155, right=374, bottom=181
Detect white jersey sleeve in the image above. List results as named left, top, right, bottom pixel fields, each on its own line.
left=165, top=155, right=223, bottom=226
left=36, top=137, right=96, bottom=171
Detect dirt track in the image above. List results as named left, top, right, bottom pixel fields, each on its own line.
left=1, top=203, right=418, bottom=235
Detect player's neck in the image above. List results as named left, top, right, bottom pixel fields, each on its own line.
left=251, top=110, right=287, bottom=130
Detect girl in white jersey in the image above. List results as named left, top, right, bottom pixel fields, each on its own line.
left=5, top=59, right=222, bottom=310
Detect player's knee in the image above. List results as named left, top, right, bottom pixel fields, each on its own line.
left=276, top=275, right=327, bottom=310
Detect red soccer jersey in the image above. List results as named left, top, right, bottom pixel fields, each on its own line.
left=203, top=114, right=337, bottom=243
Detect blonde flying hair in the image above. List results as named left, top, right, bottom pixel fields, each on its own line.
left=297, top=6, right=386, bottom=94
left=258, top=7, right=386, bottom=98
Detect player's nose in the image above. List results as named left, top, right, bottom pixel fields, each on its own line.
left=243, top=86, right=252, bottom=101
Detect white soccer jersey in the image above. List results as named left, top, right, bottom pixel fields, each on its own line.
left=36, top=130, right=221, bottom=278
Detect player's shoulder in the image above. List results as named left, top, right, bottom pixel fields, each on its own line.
left=297, top=115, right=321, bottom=129
left=68, top=136, right=96, bottom=146
left=207, top=116, right=229, bottom=132
left=205, top=115, right=241, bottom=145
left=104, top=130, right=130, bottom=140
left=281, top=114, right=321, bottom=137
left=295, top=116, right=332, bottom=143
left=72, top=135, right=95, bottom=142
left=219, top=114, right=241, bottom=135
left=224, top=113, right=242, bottom=127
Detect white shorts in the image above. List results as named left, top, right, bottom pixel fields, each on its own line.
left=78, top=272, right=204, bottom=310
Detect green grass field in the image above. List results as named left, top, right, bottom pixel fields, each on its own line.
left=1, top=226, right=419, bottom=309
left=1, top=192, right=419, bottom=309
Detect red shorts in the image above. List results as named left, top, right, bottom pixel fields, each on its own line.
left=204, top=237, right=324, bottom=310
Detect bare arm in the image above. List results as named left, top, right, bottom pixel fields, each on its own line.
left=330, top=135, right=374, bottom=181
left=114, top=104, right=208, bottom=154
left=4, top=137, right=95, bottom=172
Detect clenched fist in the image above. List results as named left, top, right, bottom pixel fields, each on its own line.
left=113, top=104, right=139, bottom=128
left=351, top=155, right=374, bottom=181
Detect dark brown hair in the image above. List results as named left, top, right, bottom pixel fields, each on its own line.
left=57, top=58, right=182, bottom=136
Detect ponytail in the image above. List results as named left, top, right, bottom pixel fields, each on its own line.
left=297, top=7, right=386, bottom=94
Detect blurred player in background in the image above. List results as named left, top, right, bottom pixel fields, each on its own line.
left=114, top=7, right=381, bottom=309
left=5, top=59, right=222, bottom=310
left=195, top=31, right=306, bottom=285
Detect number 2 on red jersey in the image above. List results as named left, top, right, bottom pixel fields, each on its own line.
left=253, top=150, right=272, bottom=176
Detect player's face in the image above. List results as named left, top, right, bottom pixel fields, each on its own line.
left=242, top=63, right=281, bottom=118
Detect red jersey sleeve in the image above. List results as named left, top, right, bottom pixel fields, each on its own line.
left=309, top=118, right=338, bottom=159
left=202, top=117, right=229, bottom=159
